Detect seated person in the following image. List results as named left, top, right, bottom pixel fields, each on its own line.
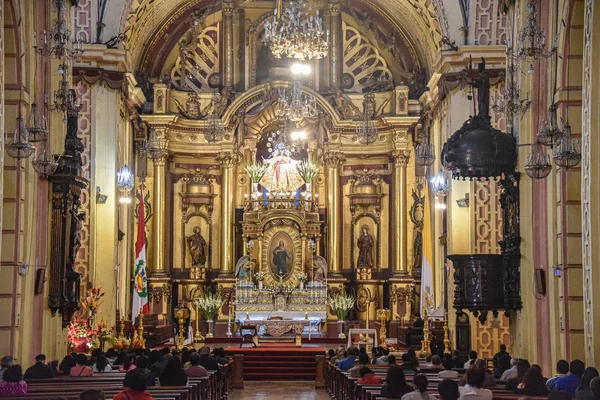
left=338, top=348, right=358, bottom=371
left=458, top=366, right=493, bottom=400
left=430, top=355, right=444, bottom=370
left=70, top=354, right=93, bottom=377
left=185, top=353, right=208, bottom=378
left=400, top=353, right=416, bottom=373
left=113, top=371, right=155, bottom=400
left=159, top=356, right=188, bottom=386
left=376, top=348, right=390, bottom=366
left=516, top=365, right=550, bottom=397
left=439, top=379, right=460, bottom=400
left=381, top=366, right=412, bottom=399
left=358, top=367, right=383, bottom=385
left=0, top=365, right=27, bottom=395
left=124, top=356, right=155, bottom=388
left=92, top=354, right=112, bottom=373
left=402, top=374, right=436, bottom=400
left=24, top=354, right=54, bottom=379
left=439, top=355, right=459, bottom=379
left=464, top=351, right=477, bottom=369
left=349, top=354, right=371, bottom=378
left=199, top=346, right=219, bottom=371
left=80, top=389, right=106, bottom=400
left=547, top=360, right=570, bottom=390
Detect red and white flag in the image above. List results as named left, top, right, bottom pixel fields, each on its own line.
left=132, top=185, right=149, bottom=325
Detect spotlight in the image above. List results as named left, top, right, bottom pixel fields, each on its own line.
left=291, top=63, right=311, bottom=76
left=456, top=193, right=470, bottom=208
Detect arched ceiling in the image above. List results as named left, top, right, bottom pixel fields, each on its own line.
left=121, top=0, right=447, bottom=73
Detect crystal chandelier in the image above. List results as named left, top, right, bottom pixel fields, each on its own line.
left=27, top=102, right=49, bottom=142
left=263, top=0, right=329, bottom=60
left=33, top=145, right=59, bottom=178
left=430, top=170, right=449, bottom=197
left=491, top=62, right=531, bottom=129
left=117, top=165, right=135, bottom=194
left=275, top=81, right=318, bottom=122
left=356, top=94, right=378, bottom=145
left=514, top=0, right=557, bottom=73
left=415, top=135, right=435, bottom=167
left=525, top=141, right=552, bottom=179
left=204, top=93, right=226, bottom=143
left=552, top=121, right=581, bottom=169
left=34, top=0, right=84, bottom=60
left=5, top=115, right=35, bottom=160
left=537, top=102, right=561, bottom=146
left=49, top=69, right=82, bottom=117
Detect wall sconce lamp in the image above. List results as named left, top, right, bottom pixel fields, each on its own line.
left=456, top=193, right=470, bottom=208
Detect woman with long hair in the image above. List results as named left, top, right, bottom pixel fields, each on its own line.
left=505, top=359, right=531, bottom=391
left=118, top=354, right=136, bottom=373
left=92, top=354, right=112, bottom=373
left=576, top=367, right=600, bottom=400
left=381, top=366, right=413, bottom=399
left=402, top=374, right=436, bottom=400
left=159, top=356, right=188, bottom=386
left=0, top=365, right=27, bottom=395
left=516, top=366, right=550, bottom=396
left=58, top=355, right=76, bottom=376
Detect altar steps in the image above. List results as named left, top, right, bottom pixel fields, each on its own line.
left=227, top=346, right=325, bottom=381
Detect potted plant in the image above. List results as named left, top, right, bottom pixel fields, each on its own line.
left=295, top=159, right=320, bottom=193
left=295, top=272, right=308, bottom=289
left=194, top=292, right=225, bottom=338
left=328, top=292, right=355, bottom=339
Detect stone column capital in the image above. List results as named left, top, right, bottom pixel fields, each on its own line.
left=222, top=1, right=235, bottom=17
left=391, top=150, right=411, bottom=167
left=328, top=2, right=340, bottom=15
left=217, top=151, right=239, bottom=167
left=323, top=151, right=345, bottom=168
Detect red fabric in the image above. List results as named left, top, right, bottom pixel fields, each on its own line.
left=358, top=373, right=383, bottom=385
left=119, top=364, right=137, bottom=373
left=113, top=388, right=155, bottom=400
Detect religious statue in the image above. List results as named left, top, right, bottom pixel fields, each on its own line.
left=260, top=142, right=303, bottom=192
left=473, top=57, right=489, bottom=118
left=70, top=211, right=86, bottom=266
left=186, top=226, right=207, bottom=268
left=235, top=256, right=255, bottom=283
left=357, top=225, right=375, bottom=269
left=272, top=240, right=291, bottom=276
left=307, top=255, right=327, bottom=283
left=329, top=89, right=361, bottom=120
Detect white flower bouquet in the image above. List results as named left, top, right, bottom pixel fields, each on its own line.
left=295, top=272, right=308, bottom=282
left=328, top=292, right=355, bottom=321
left=245, top=162, right=269, bottom=183
left=194, top=292, right=225, bottom=321
left=295, top=159, right=320, bottom=183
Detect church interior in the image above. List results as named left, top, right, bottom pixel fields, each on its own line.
left=1, top=0, right=600, bottom=398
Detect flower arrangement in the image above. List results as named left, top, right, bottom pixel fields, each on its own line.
left=95, top=321, right=115, bottom=348
left=265, top=285, right=277, bottom=295
left=254, top=271, right=267, bottom=282
left=245, top=162, right=269, bottom=183
left=295, top=272, right=308, bottom=283
left=67, top=316, right=94, bottom=352
left=194, top=292, right=225, bottom=321
left=328, top=292, right=355, bottom=321
left=113, top=336, right=131, bottom=351
left=295, top=159, right=320, bottom=183
left=81, top=287, right=105, bottom=317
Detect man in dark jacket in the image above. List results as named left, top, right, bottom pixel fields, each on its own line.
left=24, top=354, right=55, bottom=380
left=199, top=346, right=219, bottom=370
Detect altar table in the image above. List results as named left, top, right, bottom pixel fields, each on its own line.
left=244, top=319, right=311, bottom=346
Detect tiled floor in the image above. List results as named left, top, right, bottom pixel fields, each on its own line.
left=229, top=381, right=330, bottom=399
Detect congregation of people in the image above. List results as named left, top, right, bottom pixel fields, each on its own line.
left=0, top=345, right=231, bottom=398
left=327, top=343, right=600, bottom=400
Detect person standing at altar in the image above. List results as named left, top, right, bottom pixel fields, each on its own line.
left=357, top=225, right=375, bottom=269
left=272, top=240, right=291, bottom=276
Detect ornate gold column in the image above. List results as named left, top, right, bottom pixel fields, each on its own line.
left=222, top=1, right=235, bottom=88
left=329, top=1, right=341, bottom=90
left=325, top=151, right=345, bottom=275
left=151, top=131, right=168, bottom=277
left=391, top=150, right=410, bottom=275
left=218, top=151, right=236, bottom=275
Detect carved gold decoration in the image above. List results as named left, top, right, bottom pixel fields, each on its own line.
left=417, top=308, right=431, bottom=357
left=376, top=309, right=391, bottom=346
left=175, top=306, right=190, bottom=349
left=342, top=22, right=393, bottom=92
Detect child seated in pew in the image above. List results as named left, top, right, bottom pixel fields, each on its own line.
left=382, top=366, right=413, bottom=399
left=358, top=367, right=383, bottom=385
left=113, top=371, right=154, bottom=400
left=401, top=374, right=436, bottom=400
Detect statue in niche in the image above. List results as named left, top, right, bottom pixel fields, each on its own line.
left=357, top=225, right=375, bottom=269
left=307, top=255, right=327, bottom=283
left=235, top=255, right=255, bottom=283
left=186, top=226, right=207, bottom=268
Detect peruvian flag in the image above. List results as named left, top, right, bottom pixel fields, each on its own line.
left=132, top=184, right=149, bottom=326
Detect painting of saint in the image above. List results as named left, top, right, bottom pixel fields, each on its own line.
left=268, top=232, right=294, bottom=277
